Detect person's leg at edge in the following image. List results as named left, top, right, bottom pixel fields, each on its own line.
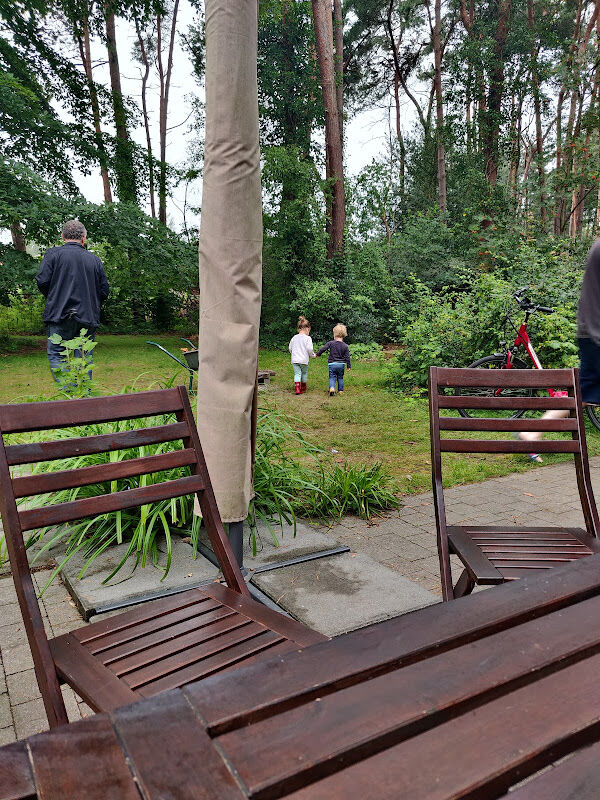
left=328, top=364, right=335, bottom=396
left=579, top=337, right=600, bottom=405
left=337, top=364, right=345, bottom=393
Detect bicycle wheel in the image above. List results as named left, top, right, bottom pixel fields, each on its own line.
left=585, top=404, right=600, bottom=432
left=455, top=355, right=532, bottom=419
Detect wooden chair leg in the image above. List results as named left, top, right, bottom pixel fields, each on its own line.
left=453, top=569, right=475, bottom=598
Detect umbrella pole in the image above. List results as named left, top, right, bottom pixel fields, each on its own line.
left=228, top=521, right=245, bottom=570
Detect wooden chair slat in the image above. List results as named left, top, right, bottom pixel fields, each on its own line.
left=73, top=588, right=209, bottom=644
left=439, top=395, right=575, bottom=410
left=86, top=598, right=221, bottom=656
left=110, top=614, right=253, bottom=677
left=0, top=388, right=183, bottom=434
left=214, top=594, right=600, bottom=799
left=121, top=621, right=265, bottom=689
left=139, top=630, right=287, bottom=698
left=283, top=649, right=600, bottom=800
left=439, top=416, right=578, bottom=432
left=18, top=474, right=205, bottom=531
left=200, top=583, right=329, bottom=647
left=98, top=607, right=236, bottom=666
left=490, top=553, right=589, bottom=569
left=50, top=635, right=140, bottom=712
left=434, top=367, right=575, bottom=388
left=12, top=448, right=198, bottom=498
left=5, top=422, right=190, bottom=466
left=112, top=690, right=245, bottom=800
left=482, top=547, right=591, bottom=556
left=27, top=716, right=139, bottom=800
left=439, top=439, right=580, bottom=454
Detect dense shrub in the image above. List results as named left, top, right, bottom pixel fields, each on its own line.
left=384, top=271, right=580, bottom=392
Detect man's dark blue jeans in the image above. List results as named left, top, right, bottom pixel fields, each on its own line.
left=47, top=318, right=96, bottom=383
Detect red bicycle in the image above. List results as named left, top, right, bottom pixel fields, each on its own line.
left=457, top=287, right=600, bottom=430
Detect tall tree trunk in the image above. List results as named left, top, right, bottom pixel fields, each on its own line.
left=393, top=72, right=406, bottom=199
left=333, top=0, right=343, bottom=147
left=104, top=1, right=137, bottom=203
left=432, top=0, right=447, bottom=213
left=77, top=4, right=112, bottom=203
left=527, top=0, right=546, bottom=226
left=157, top=0, right=180, bottom=225
left=508, top=94, right=523, bottom=197
left=483, top=0, right=512, bottom=186
left=135, top=19, right=156, bottom=218
left=312, top=0, right=345, bottom=257
left=554, top=0, right=600, bottom=233
left=10, top=222, right=25, bottom=252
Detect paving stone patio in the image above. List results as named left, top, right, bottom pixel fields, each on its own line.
left=1, top=455, right=598, bottom=742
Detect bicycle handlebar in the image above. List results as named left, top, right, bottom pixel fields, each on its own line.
left=512, top=288, right=554, bottom=315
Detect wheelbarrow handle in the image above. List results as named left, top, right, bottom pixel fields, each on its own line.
left=146, top=341, right=188, bottom=369
left=180, top=338, right=196, bottom=349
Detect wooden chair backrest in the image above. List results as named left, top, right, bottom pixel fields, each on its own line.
left=428, top=366, right=600, bottom=538
left=0, top=385, right=248, bottom=727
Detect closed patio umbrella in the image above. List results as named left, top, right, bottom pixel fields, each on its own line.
left=196, top=0, right=262, bottom=525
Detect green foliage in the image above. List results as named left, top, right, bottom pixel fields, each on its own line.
left=0, top=334, right=40, bottom=354
left=348, top=342, right=383, bottom=361
left=0, top=294, right=45, bottom=335
left=290, top=277, right=343, bottom=338
left=385, top=271, right=580, bottom=392
left=49, top=330, right=97, bottom=398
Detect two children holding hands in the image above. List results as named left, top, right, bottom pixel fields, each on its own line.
left=288, top=317, right=351, bottom=397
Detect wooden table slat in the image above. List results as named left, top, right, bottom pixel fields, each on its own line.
left=187, top=555, right=600, bottom=736
left=214, top=593, right=600, bottom=798
left=505, top=739, right=600, bottom=799
left=0, top=743, right=35, bottom=800
left=113, top=690, right=246, bottom=799
left=284, top=650, right=600, bottom=800
left=28, top=716, right=139, bottom=800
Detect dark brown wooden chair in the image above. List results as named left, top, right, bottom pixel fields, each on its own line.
left=0, top=386, right=326, bottom=728
left=428, top=366, right=600, bottom=601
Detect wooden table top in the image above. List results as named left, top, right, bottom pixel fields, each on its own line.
left=6, top=555, right=600, bottom=799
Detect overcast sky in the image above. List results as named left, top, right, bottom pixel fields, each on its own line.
left=69, top=1, right=396, bottom=233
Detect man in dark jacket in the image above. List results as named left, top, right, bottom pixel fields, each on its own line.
left=36, top=219, right=109, bottom=380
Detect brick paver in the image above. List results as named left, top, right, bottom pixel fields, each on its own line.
left=1, top=455, right=599, bottom=740
left=322, top=456, right=600, bottom=598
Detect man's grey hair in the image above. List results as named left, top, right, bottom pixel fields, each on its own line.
left=62, top=219, right=87, bottom=241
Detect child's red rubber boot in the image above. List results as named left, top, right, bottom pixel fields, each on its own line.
left=294, top=382, right=302, bottom=395
left=301, top=382, right=307, bottom=393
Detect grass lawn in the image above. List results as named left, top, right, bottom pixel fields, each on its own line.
left=2, top=334, right=598, bottom=498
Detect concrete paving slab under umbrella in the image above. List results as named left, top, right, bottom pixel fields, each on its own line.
left=250, top=551, right=437, bottom=637
left=61, top=539, right=220, bottom=620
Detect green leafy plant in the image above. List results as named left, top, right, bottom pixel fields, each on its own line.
left=49, top=329, right=97, bottom=398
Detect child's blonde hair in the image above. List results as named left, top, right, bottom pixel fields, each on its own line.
left=333, top=323, right=347, bottom=339
left=297, top=315, right=311, bottom=331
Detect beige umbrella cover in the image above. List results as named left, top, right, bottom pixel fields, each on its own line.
left=196, top=0, right=262, bottom=523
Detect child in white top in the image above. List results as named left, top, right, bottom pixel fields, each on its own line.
left=288, top=315, right=315, bottom=394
